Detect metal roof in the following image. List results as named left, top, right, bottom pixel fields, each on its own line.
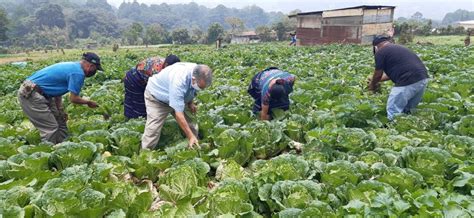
left=459, top=20, right=474, bottom=25
left=289, top=5, right=395, bottom=18
left=325, top=5, right=395, bottom=11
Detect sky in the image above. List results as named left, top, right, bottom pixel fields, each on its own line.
left=108, top=0, right=474, bottom=20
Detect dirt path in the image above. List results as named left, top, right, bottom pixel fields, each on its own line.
left=0, top=56, right=36, bottom=65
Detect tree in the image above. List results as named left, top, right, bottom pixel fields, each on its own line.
left=123, top=22, right=144, bottom=45
left=144, top=24, right=169, bottom=45
left=191, top=28, right=205, bottom=44
left=273, top=22, right=287, bottom=41
left=225, top=17, right=244, bottom=33
left=289, top=9, right=302, bottom=16
left=36, top=26, right=69, bottom=49
left=86, top=0, right=113, bottom=11
left=172, top=28, right=191, bottom=44
left=256, top=25, right=274, bottom=42
left=68, top=9, right=120, bottom=39
left=0, top=7, right=9, bottom=41
left=207, top=23, right=224, bottom=44
left=411, top=12, right=423, bottom=21
left=421, top=19, right=433, bottom=36
left=35, top=4, right=66, bottom=29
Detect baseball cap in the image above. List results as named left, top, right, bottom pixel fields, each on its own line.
left=372, top=35, right=391, bottom=46
left=82, top=52, right=104, bottom=71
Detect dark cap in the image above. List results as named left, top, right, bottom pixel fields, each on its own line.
left=82, top=52, right=103, bottom=71
left=372, top=35, right=391, bottom=46
left=164, top=54, right=181, bottom=66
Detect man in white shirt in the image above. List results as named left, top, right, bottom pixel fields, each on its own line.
left=141, top=62, right=213, bottom=149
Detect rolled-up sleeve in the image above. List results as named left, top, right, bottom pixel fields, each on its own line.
left=67, top=73, right=85, bottom=95
left=168, top=75, right=187, bottom=112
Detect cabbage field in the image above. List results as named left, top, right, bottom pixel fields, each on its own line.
left=0, top=43, right=473, bottom=217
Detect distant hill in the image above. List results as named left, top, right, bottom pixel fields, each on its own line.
left=442, top=9, right=474, bottom=24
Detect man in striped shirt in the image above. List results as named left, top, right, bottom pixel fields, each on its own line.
left=248, top=67, right=296, bottom=120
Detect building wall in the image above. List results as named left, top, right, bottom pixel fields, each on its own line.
left=322, top=26, right=361, bottom=41
left=460, top=24, right=474, bottom=30
left=231, top=36, right=260, bottom=44
left=296, top=28, right=321, bottom=45
left=363, top=8, right=393, bottom=24
left=298, top=15, right=322, bottom=28
left=296, top=7, right=394, bottom=45
left=231, top=36, right=250, bottom=44
left=323, top=8, right=363, bottom=18
left=322, top=16, right=363, bottom=26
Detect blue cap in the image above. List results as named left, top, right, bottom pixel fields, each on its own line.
left=82, top=52, right=103, bottom=71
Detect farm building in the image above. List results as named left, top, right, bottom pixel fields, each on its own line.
left=231, top=31, right=260, bottom=44
left=288, top=5, right=395, bottom=45
left=458, top=20, right=474, bottom=30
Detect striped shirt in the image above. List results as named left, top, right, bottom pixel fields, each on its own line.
left=259, top=69, right=295, bottom=105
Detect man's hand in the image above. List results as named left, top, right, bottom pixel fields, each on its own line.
left=87, top=101, right=99, bottom=108
left=70, top=93, right=99, bottom=109
left=260, top=104, right=270, bottom=120
left=175, top=111, right=200, bottom=149
left=367, top=70, right=384, bottom=93
left=260, top=113, right=270, bottom=121
left=188, top=102, right=197, bottom=114
left=188, top=135, right=200, bottom=149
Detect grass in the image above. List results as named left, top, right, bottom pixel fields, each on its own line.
left=412, top=35, right=466, bottom=45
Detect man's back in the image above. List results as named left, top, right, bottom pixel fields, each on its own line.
left=27, top=62, right=84, bottom=96
left=147, top=62, right=197, bottom=111
left=375, top=44, right=428, bottom=87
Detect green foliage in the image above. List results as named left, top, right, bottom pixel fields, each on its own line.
left=0, top=43, right=472, bottom=217
left=172, top=28, right=191, bottom=45
left=207, top=23, right=224, bottom=44
left=0, top=7, right=8, bottom=41
left=49, top=141, right=98, bottom=170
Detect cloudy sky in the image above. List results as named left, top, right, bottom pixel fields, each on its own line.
left=108, top=0, right=474, bottom=20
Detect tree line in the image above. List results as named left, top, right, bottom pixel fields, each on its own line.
left=395, top=10, right=473, bottom=43
left=0, top=0, right=296, bottom=52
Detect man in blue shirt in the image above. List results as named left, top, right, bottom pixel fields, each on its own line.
left=141, top=62, right=213, bottom=149
left=368, top=35, right=429, bottom=120
left=18, top=52, right=102, bottom=144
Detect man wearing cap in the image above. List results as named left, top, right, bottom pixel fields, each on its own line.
left=124, top=55, right=181, bottom=119
left=141, top=62, right=213, bottom=149
left=18, top=52, right=102, bottom=144
left=248, top=67, right=296, bottom=120
left=368, top=35, right=429, bottom=120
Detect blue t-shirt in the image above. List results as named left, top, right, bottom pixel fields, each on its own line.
left=27, top=62, right=85, bottom=97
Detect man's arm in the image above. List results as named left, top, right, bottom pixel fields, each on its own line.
left=260, top=104, right=270, bottom=120
left=368, top=69, right=384, bottom=91
left=175, top=111, right=198, bottom=147
left=54, top=96, right=63, bottom=110
left=70, top=93, right=98, bottom=108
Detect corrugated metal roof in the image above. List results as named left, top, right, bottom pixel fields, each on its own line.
left=289, top=11, right=323, bottom=18
left=325, top=5, right=395, bottom=11
left=289, top=5, right=395, bottom=18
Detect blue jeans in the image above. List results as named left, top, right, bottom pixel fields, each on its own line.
left=387, top=78, right=429, bottom=120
